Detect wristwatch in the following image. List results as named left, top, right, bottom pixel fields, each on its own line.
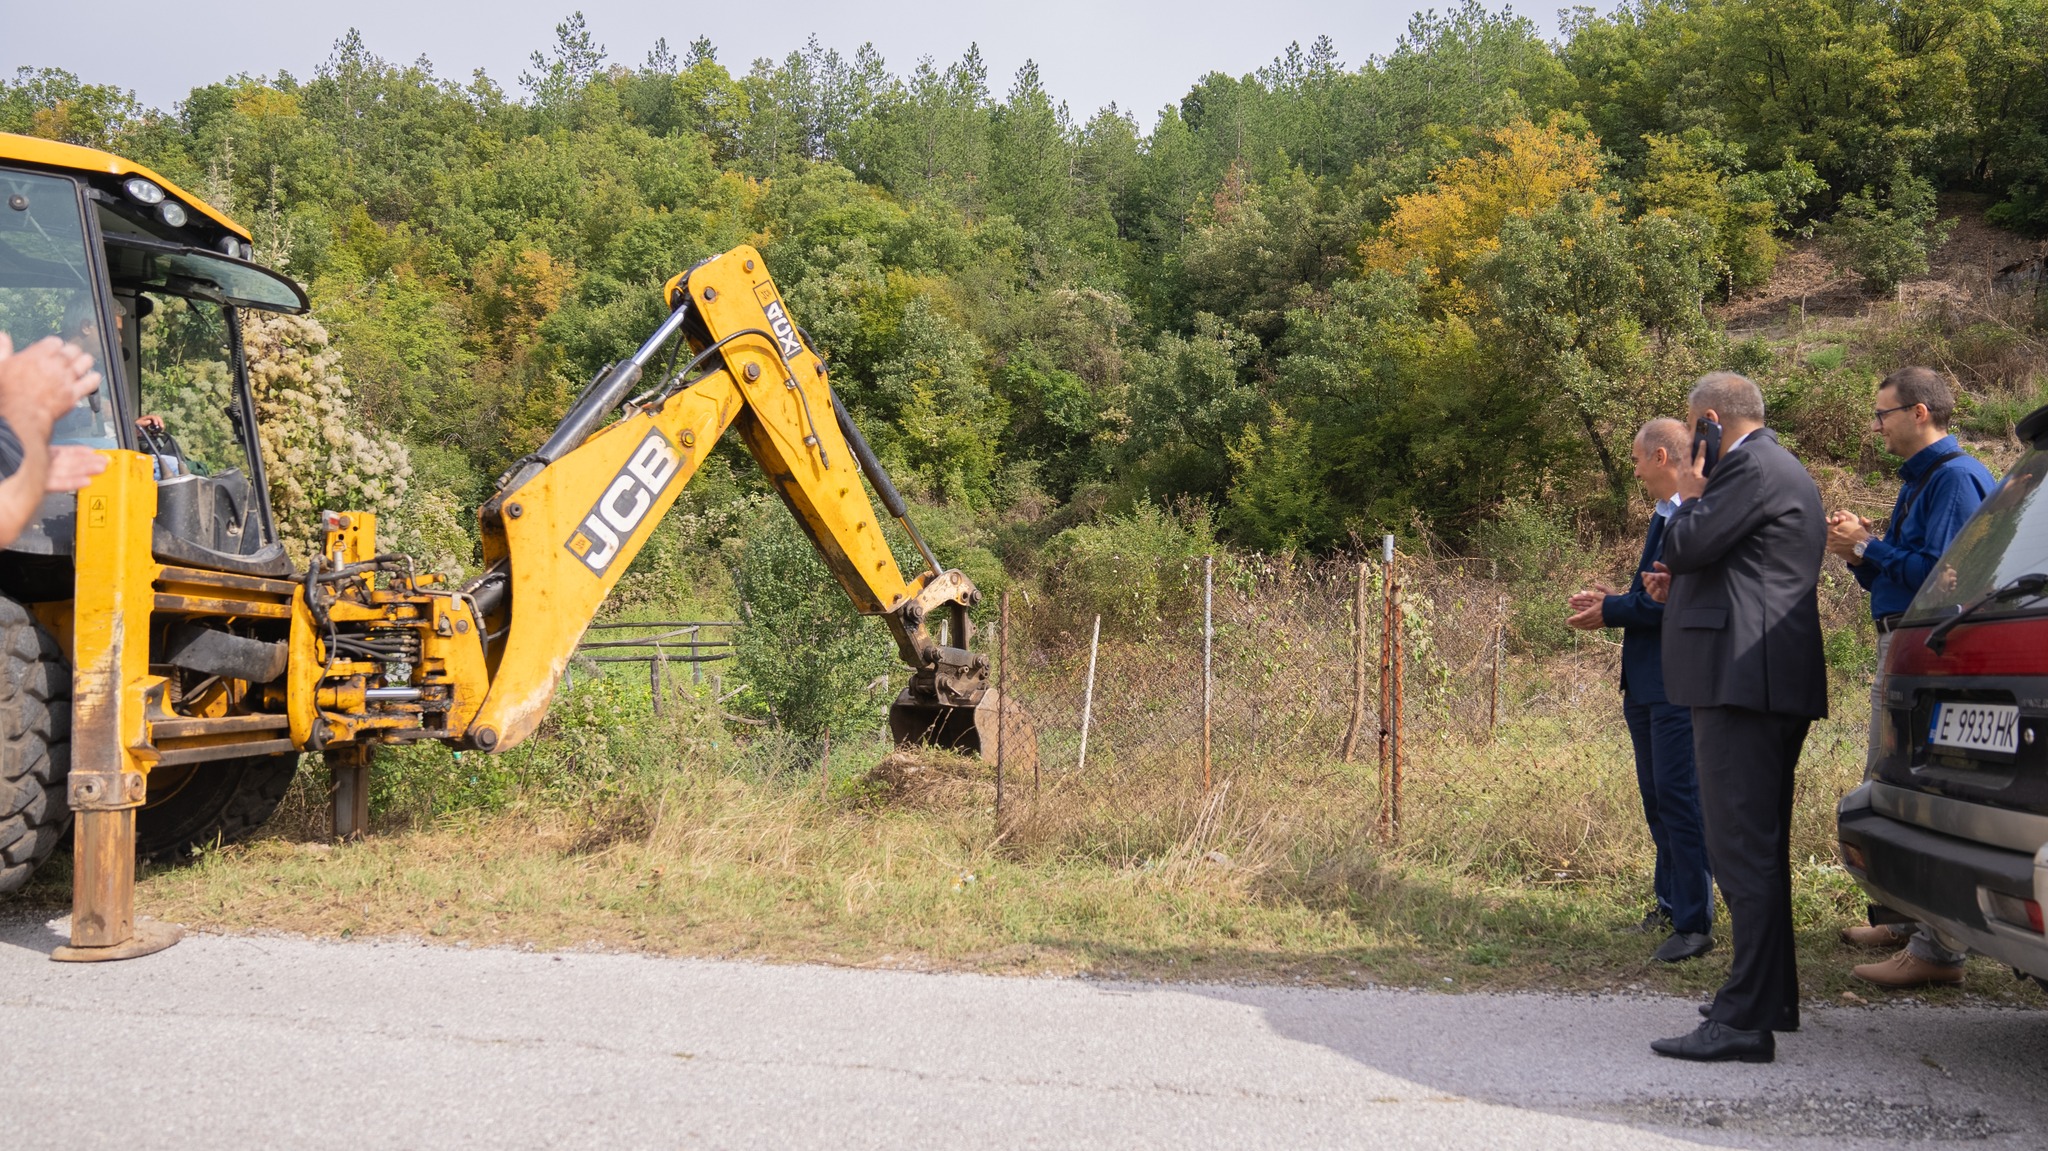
left=1852, top=537, right=1871, bottom=561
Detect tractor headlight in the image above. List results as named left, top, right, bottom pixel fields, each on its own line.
left=158, top=201, right=189, bottom=228
left=123, top=177, right=165, bottom=205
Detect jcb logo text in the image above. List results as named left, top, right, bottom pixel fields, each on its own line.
left=564, top=431, right=682, bottom=576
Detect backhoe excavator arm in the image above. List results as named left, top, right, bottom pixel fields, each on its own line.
left=445, top=245, right=989, bottom=753
left=50, top=244, right=1023, bottom=962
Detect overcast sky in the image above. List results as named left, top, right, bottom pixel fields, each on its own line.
left=4, top=1, right=1560, bottom=130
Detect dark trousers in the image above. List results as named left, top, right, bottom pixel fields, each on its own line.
left=1693, top=705, right=1811, bottom=1033
left=1624, top=700, right=1712, bottom=935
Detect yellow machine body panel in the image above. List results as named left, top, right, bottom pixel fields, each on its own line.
left=470, top=376, right=733, bottom=750
left=69, top=451, right=165, bottom=789
left=0, top=131, right=249, bottom=238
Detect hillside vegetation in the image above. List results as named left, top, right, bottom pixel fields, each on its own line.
left=6, top=1, right=2045, bottom=568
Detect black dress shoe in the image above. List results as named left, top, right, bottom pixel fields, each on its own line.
left=1698, top=1002, right=1799, bottom=1032
left=1652, top=1020, right=1775, bottom=1063
left=1654, top=931, right=1714, bottom=962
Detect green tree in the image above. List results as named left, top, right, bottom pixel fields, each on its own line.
left=1476, top=192, right=1710, bottom=505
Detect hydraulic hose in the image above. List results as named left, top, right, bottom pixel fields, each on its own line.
left=503, top=302, right=697, bottom=491
left=833, top=391, right=939, bottom=578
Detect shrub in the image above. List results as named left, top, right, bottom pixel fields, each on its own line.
left=1043, top=501, right=1218, bottom=639
left=243, top=311, right=412, bottom=563
left=729, top=503, right=899, bottom=744
left=1764, top=363, right=1871, bottom=465
left=1813, top=165, right=1956, bottom=294
left=1471, top=497, right=1578, bottom=653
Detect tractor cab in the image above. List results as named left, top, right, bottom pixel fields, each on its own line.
left=0, top=133, right=308, bottom=595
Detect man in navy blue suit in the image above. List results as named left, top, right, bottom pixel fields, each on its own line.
left=1568, top=418, right=1714, bottom=963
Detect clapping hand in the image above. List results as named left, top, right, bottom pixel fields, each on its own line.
left=1825, top=510, right=1873, bottom=564
left=0, top=334, right=101, bottom=434
left=1643, top=561, right=1671, bottom=604
left=1566, top=580, right=1615, bottom=630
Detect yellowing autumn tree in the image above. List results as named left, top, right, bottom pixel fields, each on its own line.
left=1362, top=118, right=1608, bottom=314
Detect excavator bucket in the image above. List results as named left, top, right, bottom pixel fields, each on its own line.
left=889, top=688, right=1036, bottom=778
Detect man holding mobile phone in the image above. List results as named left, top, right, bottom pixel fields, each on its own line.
left=1645, top=372, right=1827, bottom=1064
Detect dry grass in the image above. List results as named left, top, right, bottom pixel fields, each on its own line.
left=9, top=661, right=2030, bottom=1010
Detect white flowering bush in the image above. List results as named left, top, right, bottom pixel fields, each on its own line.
left=243, top=310, right=412, bottom=564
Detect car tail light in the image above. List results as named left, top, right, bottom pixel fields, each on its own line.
left=1890, top=618, right=2048, bottom=677
left=1984, top=889, right=2044, bottom=934
left=1840, top=842, right=1867, bottom=872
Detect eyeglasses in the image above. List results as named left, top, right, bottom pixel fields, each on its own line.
left=1872, top=403, right=1919, bottom=424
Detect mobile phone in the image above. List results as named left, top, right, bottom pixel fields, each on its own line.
left=1691, top=417, right=1723, bottom=478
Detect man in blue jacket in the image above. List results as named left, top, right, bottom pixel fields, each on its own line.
left=1570, top=418, right=1713, bottom=963
left=1826, top=366, right=1996, bottom=989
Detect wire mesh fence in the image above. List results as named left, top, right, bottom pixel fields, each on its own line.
left=980, top=542, right=1873, bottom=847
left=577, top=544, right=1871, bottom=857
left=570, top=621, right=738, bottom=715
left=989, top=547, right=1533, bottom=835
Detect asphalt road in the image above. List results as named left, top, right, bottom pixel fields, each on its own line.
left=2, top=912, right=2044, bottom=1150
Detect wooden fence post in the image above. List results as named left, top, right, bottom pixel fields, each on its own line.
left=996, top=589, right=1009, bottom=820
left=1390, top=546, right=1404, bottom=838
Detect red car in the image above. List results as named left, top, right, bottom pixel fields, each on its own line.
left=1839, top=402, right=2048, bottom=980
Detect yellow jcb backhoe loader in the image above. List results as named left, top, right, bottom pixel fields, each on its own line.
left=0, top=133, right=1027, bottom=961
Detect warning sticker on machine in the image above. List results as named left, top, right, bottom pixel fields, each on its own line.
left=564, top=430, right=682, bottom=577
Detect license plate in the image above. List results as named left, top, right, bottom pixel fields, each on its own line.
left=1928, top=701, right=2022, bottom=756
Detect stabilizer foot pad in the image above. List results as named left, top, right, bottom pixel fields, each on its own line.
left=51, top=918, right=183, bottom=963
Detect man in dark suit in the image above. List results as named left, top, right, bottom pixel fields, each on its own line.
left=1568, top=418, right=1712, bottom=963
left=1645, top=372, right=1827, bottom=1064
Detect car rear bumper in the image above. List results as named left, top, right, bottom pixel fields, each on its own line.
left=1837, top=782, right=2048, bottom=980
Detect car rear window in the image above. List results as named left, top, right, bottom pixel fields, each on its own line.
left=1903, top=447, right=2048, bottom=624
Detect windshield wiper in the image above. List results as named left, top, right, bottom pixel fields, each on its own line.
left=1926, top=572, right=2048, bottom=654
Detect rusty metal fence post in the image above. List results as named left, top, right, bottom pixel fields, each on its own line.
left=1377, top=536, right=1394, bottom=839
left=996, top=588, right=1008, bottom=819
left=1202, top=554, right=1214, bottom=792
left=1390, top=545, right=1404, bottom=838
left=650, top=647, right=664, bottom=717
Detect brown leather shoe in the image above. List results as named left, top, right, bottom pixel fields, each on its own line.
left=1852, top=949, right=1965, bottom=989
left=1841, top=923, right=1912, bottom=949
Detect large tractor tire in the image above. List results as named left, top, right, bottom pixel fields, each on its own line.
left=137, top=752, right=301, bottom=860
left=0, top=597, right=70, bottom=896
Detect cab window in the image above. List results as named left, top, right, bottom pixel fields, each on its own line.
left=132, top=292, right=256, bottom=481
left=0, top=168, right=119, bottom=445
